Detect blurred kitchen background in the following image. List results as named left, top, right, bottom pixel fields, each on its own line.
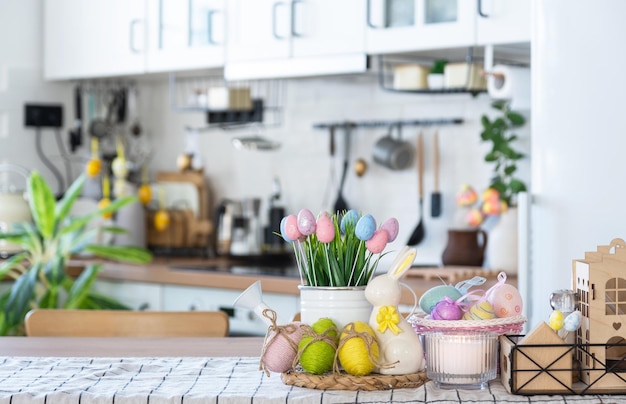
left=1, top=1, right=531, bottom=267
left=3, top=0, right=625, bottom=328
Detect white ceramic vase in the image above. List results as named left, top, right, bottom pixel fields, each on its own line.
left=299, top=286, right=372, bottom=331
left=486, top=207, right=518, bottom=275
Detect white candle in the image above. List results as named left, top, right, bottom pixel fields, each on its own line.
left=424, top=331, right=498, bottom=389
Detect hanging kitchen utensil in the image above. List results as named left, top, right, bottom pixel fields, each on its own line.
left=89, top=89, right=110, bottom=139
left=372, top=124, right=413, bottom=170
left=69, top=86, right=83, bottom=153
left=129, top=85, right=142, bottom=137
left=333, top=126, right=351, bottom=213
left=431, top=130, right=442, bottom=217
left=321, top=126, right=336, bottom=210
left=407, top=131, right=425, bottom=246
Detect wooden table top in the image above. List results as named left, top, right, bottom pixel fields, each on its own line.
left=0, top=337, right=264, bottom=357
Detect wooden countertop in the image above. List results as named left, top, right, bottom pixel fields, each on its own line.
left=67, top=257, right=513, bottom=305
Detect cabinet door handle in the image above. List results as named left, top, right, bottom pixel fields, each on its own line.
left=366, top=0, right=384, bottom=29
left=187, top=0, right=193, bottom=46
left=158, top=0, right=164, bottom=49
left=129, top=19, right=142, bottom=53
left=207, top=10, right=221, bottom=45
left=272, top=1, right=288, bottom=40
left=291, top=0, right=304, bottom=38
left=477, top=0, right=489, bottom=18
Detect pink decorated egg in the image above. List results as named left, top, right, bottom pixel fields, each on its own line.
left=297, top=209, right=316, bottom=236
left=456, top=184, right=478, bottom=206
left=466, top=208, right=484, bottom=227
left=380, top=218, right=399, bottom=242
left=284, top=214, right=303, bottom=241
left=262, top=322, right=304, bottom=373
left=365, top=229, right=388, bottom=254
left=488, top=284, right=523, bottom=318
left=315, top=214, right=335, bottom=243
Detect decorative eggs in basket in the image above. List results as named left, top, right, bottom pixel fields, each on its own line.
left=411, top=272, right=526, bottom=335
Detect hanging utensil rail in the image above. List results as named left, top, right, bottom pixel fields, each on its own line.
left=312, top=118, right=463, bottom=131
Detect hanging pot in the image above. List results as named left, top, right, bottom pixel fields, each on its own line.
left=0, top=163, right=32, bottom=256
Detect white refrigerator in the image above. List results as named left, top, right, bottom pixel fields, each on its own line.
left=527, top=0, right=626, bottom=326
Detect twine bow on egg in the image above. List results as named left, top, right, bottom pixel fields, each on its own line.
left=334, top=322, right=380, bottom=376
left=293, top=322, right=339, bottom=374
left=259, top=309, right=303, bottom=376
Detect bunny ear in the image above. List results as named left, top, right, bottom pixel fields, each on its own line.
left=388, top=247, right=416, bottom=280
left=386, top=246, right=410, bottom=272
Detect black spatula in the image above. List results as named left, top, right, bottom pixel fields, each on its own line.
left=431, top=130, right=442, bottom=217
left=407, top=132, right=425, bottom=245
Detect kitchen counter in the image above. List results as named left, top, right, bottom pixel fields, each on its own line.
left=67, top=257, right=511, bottom=306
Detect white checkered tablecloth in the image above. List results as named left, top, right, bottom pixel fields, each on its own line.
left=0, top=356, right=623, bottom=404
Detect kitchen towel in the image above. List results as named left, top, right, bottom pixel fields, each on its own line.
left=0, top=356, right=618, bottom=403
left=487, top=64, right=530, bottom=110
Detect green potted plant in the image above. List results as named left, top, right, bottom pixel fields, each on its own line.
left=480, top=99, right=527, bottom=207
left=280, top=209, right=397, bottom=328
left=427, top=59, right=447, bottom=90
left=480, top=100, right=527, bottom=274
left=0, top=171, right=152, bottom=335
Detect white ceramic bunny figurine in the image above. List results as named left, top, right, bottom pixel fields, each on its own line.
left=364, top=247, right=425, bottom=374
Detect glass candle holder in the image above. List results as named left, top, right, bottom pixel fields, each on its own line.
left=424, top=330, right=498, bottom=390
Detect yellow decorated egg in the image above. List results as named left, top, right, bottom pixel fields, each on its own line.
left=154, top=210, right=170, bottom=232
left=85, top=158, right=102, bottom=178
left=481, top=188, right=500, bottom=203
left=337, top=321, right=379, bottom=376
left=549, top=310, right=564, bottom=331
left=463, top=301, right=496, bottom=320
left=98, top=198, right=113, bottom=219
left=138, top=184, right=152, bottom=205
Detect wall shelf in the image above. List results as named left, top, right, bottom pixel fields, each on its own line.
left=168, top=72, right=284, bottom=129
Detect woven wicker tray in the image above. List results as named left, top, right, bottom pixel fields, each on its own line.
left=281, top=370, right=428, bottom=391
left=409, top=314, right=527, bottom=335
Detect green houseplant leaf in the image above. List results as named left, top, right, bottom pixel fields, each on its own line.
left=480, top=101, right=528, bottom=207
left=27, top=172, right=57, bottom=240
left=0, top=170, right=153, bottom=335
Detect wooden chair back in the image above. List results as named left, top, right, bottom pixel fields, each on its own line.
left=24, top=309, right=229, bottom=337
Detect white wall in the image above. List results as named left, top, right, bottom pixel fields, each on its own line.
left=0, top=1, right=531, bottom=270
left=142, top=75, right=530, bottom=266
left=529, top=0, right=626, bottom=326
left=0, top=0, right=73, bottom=194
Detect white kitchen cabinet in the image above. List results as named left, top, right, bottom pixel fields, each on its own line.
left=475, top=0, right=530, bottom=45
left=224, top=0, right=367, bottom=80
left=44, top=0, right=146, bottom=80
left=146, top=0, right=225, bottom=73
left=92, top=280, right=163, bottom=311
left=366, top=0, right=477, bottom=54
left=162, top=284, right=298, bottom=336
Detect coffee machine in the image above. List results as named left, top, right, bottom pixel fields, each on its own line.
left=215, top=198, right=263, bottom=256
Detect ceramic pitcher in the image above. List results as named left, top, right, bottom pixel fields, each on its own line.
left=441, top=229, right=488, bottom=267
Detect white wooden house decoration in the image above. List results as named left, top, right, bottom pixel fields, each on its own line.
left=573, top=238, right=626, bottom=391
